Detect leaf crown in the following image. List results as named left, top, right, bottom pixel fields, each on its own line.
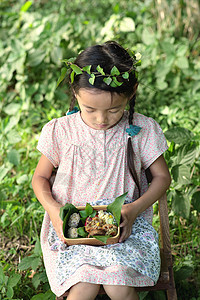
left=57, top=51, right=141, bottom=88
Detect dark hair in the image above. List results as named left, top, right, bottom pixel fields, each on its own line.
left=69, top=41, right=140, bottom=196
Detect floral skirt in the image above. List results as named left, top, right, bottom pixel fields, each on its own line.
left=47, top=198, right=160, bottom=289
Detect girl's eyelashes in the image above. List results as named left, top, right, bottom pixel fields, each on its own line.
left=86, top=110, right=95, bottom=113
left=86, top=109, right=120, bottom=113
left=109, top=109, right=120, bottom=113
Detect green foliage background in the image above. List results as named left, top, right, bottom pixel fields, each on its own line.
left=0, top=0, right=200, bottom=299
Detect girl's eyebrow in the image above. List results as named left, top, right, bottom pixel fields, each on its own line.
left=83, top=104, right=122, bottom=109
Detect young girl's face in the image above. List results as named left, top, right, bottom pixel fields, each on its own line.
left=76, top=89, right=128, bottom=130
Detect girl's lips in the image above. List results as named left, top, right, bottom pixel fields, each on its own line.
left=96, top=124, right=108, bottom=128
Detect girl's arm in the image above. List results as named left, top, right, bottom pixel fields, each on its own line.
left=32, top=154, right=65, bottom=243
left=119, top=155, right=171, bottom=242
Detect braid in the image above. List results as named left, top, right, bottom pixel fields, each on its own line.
left=127, top=94, right=141, bottom=197
left=69, top=93, right=76, bottom=112
left=128, top=95, right=135, bottom=124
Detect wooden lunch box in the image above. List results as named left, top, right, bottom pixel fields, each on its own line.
left=64, top=205, right=120, bottom=246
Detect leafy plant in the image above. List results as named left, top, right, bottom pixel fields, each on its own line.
left=0, top=0, right=199, bottom=298
left=0, top=264, right=21, bottom=300
left=164, top=127, right=200, bottom=219
left=18, top=239, right=49, bottom=292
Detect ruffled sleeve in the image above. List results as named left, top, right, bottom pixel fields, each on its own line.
left=37, top=119, right=60, bottom=168
left=140, top=117, right=168, bottom=170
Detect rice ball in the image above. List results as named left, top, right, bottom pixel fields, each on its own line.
left=68, top=213, right=80, bottom=227
left=68, top=227, right=78, bottom=238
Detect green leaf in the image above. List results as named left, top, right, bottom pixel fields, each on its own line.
left=71, top=64, right=83, bottom=75
left=16, top=174, right=29, bottom=185
left=164, top=127, right=193, bottom=144
left=176, top=45, right=188, bottom=57
left=82, top=65, right=92, bottom=74
left=175, top=56, right=189, bottom=69
left=4, top=115, right=20, bottom=134
left=79, top=210, right=88, bottom=218
left=31, top=257, right=41, bottom=271
left=70, top=70, right=75, bottom=83
left=62, top=57, right=76, bottom=64
left=59, top=203, right=79, bottom=237
left=191, top=192, right=200, bottom=212
left=142, top=28, right=155, bottom=45
left=50, top=46, right=62, bottom=64
left=28, top=48, right=46, bottom=67
left=60, top=203, right=78, bottom=220
left=18, top=256, right=33, bottom=270
left=96, top=65, right=105, bottom=75
left=0, top=165, right=10, bottom=182
left=172, top=191, right=190, bottom=218
left=20, top=1, right=32, bottom=12
left=3, top=103, right=21, bottom=115
left=156, top=78, right=168, bottom=90
left=56, top=67, right=68, bottom=88
left=7, top=273, right=21, bottom=288
left=89, top=74, right=95, bottom=85
left=174, top=264, right=194, bottom=282
left=32, top=271, right=48, bottom=290
left=33, top=238, right=42, bottom=256
left=138, top=291, right=149, bottom=300
left=32, top=273, right=41, bottom=289
left=175, top=144, right=197, bottom=166
left=92, top=235, right=109, bottom=244
left=0, top=264, right=6, bottom=283
left=90, top=211, right=97, bottom=218
left=31, top=293, right=46, bottom=300
left=155, top=60, right=171, bottom=79
left=112, top=77, right=123, bottom=86
left=85, top=203, right=94, bottom=216
left=134, top=60, right=141, bottom=66
left=107, top=192, right=127, bottom=226
left=171, top=165, right=191, bottom=185
left=80, top=217, right=87, bottom=224
left=119, top=17, right=135, bottom=32
left=6, top=286, right=14, bottom=299
left=103, top=77, right=112, bottom=85
left=7, top=149, right=20, bottom=166
left=110, top=66, right=120, bottom=76
left=110, top=80, right=118, bottom=87
left=31, top=290, right=55, bottom=300
left=7, top=130, right=21, bottom=144
left=122, top=72, right=129, bottom=79
left=77, top=227, right=88, bottom=237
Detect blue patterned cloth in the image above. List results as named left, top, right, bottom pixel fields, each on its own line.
left=126, top=124, right=142, bottom=137
left=67, top=107, right=79, bottom=115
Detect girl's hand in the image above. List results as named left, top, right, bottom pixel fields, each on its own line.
left=119, top=203, right=138, bottom=243
left=48, top=205, right=66, bottom=244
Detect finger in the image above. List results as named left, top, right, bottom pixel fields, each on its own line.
left=60, top=232, right=65, bottom=243
left=120, top=219, right=128, bottom=227
left=119, top=227, right=132, bottom=242
left=119, top=228, right=128, bottom=242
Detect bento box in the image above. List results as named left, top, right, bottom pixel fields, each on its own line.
left=60, top=193, right=127, bottom=246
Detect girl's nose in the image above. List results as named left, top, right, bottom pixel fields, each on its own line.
left=96, top=113, right=108, bottom=124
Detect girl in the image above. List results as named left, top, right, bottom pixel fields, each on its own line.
left=32, top=41, right=171, bottom=300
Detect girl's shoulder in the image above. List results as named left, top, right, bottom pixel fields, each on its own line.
left=42, top=113, right=79, bottom=132
left=133, top=112, right=162, bottom=130
left=132, top=112, right=165, bottom=139
left=133, top=112, right=157, bottom=126
left=39, top=113, right=81, bottom=144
